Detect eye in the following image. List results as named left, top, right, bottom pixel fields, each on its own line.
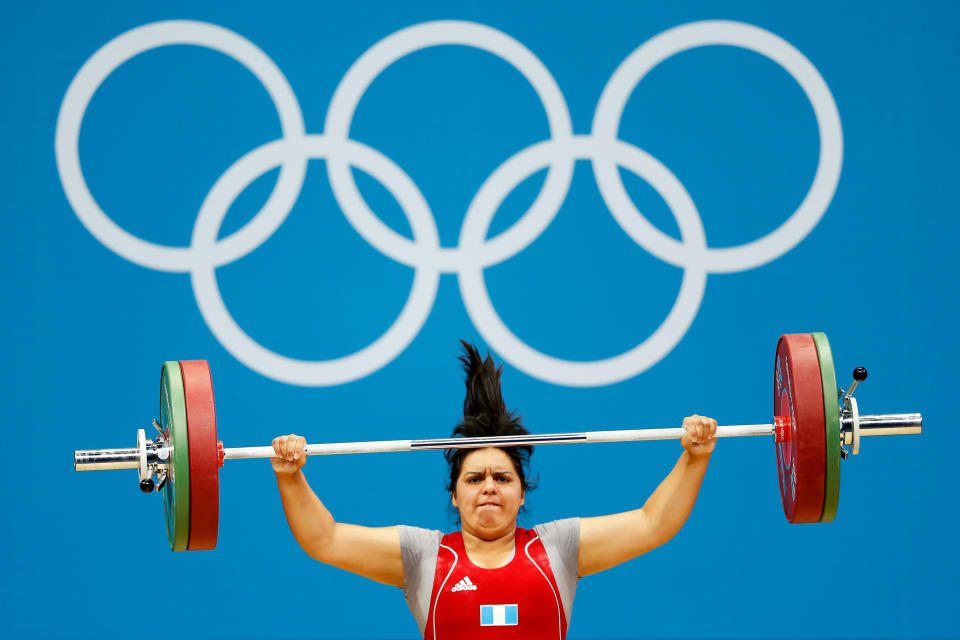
left=497, top=475, right=511, bottom=483
left=467, top=476, right=480, bottom=483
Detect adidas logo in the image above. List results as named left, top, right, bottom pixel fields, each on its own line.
left=451, top=576, right=478, bottom=592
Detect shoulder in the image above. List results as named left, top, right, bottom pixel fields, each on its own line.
left=397, top=525, right=443, bottom=556
left=534, top=518, right=580, bottom=546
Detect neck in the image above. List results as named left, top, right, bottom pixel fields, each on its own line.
left=460, top=523, right=518, bottom=569
left=460, top=522, right=517, bottom=549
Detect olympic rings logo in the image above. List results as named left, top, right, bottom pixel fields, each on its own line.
left=55, top=19, right=842, bottom=387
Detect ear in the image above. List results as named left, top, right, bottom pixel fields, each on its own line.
left=520, top=489, right=525, bottom=507
left=451, top=490, right=459, bottom=509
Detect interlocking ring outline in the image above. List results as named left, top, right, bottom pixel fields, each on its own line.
left=55, top=19, right=842, bottom=387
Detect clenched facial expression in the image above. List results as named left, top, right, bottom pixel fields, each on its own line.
left=452, top=448, right=525, bottom=539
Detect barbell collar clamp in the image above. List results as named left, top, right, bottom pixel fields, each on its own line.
left=136, top=429, right=149, bottom=483
left=842, top=395, right=861, bottom=455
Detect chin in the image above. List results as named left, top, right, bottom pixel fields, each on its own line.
left=475, top=514, right=516, bottom=530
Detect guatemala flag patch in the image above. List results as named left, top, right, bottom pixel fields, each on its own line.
left=480, top=604, right=518, bottom=626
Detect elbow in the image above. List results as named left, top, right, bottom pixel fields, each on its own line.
left=299, top=527, right=337, bottom=563
left=648, top=529, right=675, bottom=551
left=649, top=516, right=686, bottom=548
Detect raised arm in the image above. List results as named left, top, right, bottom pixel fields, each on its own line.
left=273, top=434, right=404, bottom=587
left=577, top=415, right=716, bottom=577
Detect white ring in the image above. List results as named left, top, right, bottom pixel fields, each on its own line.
left=323, top=20, right=575, bottom=272
left=592, top=20, right=842, bottom=273
left=459, top=137, right=707, bottom=386
left=54, top=20, right=307, bottom=272
left=190, top=135, right=440, bottom=386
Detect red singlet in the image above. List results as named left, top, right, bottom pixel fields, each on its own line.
left=424, top=528, right=568, bottom=640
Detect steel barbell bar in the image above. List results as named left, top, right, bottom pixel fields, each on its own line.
left=74, top=415, right=921, bottom=471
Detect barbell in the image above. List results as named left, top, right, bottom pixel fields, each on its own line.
left=74, top=332, right=922, bottom=551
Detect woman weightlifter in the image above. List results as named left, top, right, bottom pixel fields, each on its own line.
left=271, top=342, right=717, bottom=639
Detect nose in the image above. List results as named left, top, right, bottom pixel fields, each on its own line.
left=481, top=476, right=498, bottom=493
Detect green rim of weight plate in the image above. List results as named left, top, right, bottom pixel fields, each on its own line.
left=160, top=361, right=190, bottom=551
left=811, top=332, right=840, bottom=522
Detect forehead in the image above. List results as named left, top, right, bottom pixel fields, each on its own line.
left=460, top=447, right=516, bottom=472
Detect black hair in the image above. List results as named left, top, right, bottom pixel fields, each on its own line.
left=445, top=341, right=538, bottom=497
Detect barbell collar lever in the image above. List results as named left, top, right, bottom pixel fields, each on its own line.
left=841, top=366, right=868, bottom=403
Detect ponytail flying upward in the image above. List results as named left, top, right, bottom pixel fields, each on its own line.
left=445, top=341, right=537, bottom=495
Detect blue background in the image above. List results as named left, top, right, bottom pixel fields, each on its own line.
left=2, top=1, right=957, bottom=638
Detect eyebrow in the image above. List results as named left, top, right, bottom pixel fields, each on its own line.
left=463, top=469, right=514, bottom=476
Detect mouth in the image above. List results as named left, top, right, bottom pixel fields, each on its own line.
left=478, top=503, right=502, bottom=508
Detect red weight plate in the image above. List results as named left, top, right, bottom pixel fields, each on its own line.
left=180, top=360, right=220, bottom=550
left=774, top=334, right=826, bottom=523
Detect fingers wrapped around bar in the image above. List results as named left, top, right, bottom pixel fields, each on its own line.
left=271, top=434, right=307, bottom=474
left=681, top=415, right=717, bottom=456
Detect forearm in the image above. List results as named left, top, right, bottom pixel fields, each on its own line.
left=578, top=417, right=716, bottom=576
left=275, top=470, right=336, bottom=557
left=641, top=450, right=711, bottom=542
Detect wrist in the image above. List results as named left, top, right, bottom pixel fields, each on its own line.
left=684, top=449, right=713, bottom=463
left=275, top=469, right=305, bottom=483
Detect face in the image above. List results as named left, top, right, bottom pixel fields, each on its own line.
left=452, top=448, right=525, bottom=539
